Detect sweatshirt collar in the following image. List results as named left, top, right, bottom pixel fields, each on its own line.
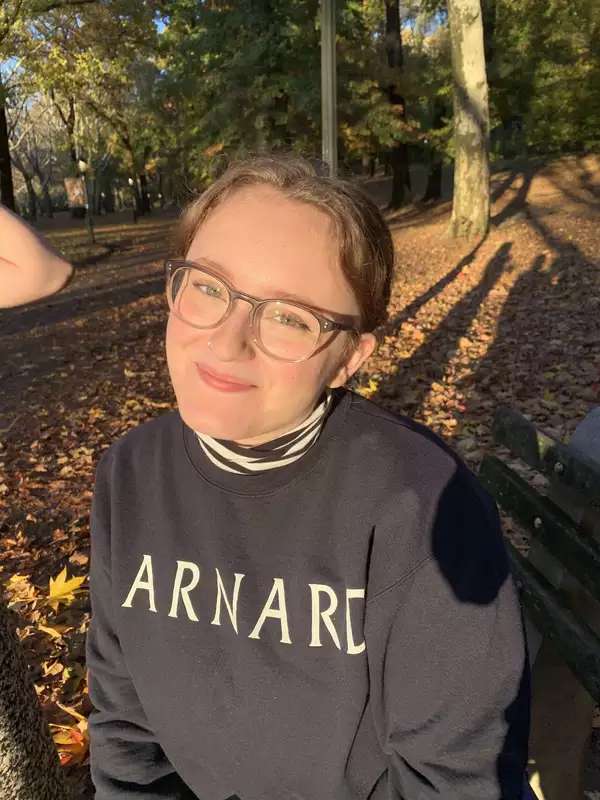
left=181, top=388, right=351, bottom=496
left=193, top=390, right=333, bottom=475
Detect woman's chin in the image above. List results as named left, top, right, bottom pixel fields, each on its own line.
left=177, top=403, right=254, bottom=441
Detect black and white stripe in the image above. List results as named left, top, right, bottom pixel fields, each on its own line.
left=195, top=391, right=333, bottom=475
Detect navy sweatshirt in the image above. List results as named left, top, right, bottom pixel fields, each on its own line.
left=86, top=388, right=530, bottom=800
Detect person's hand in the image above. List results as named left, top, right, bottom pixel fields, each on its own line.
left=0, top=205, right=74, bottom=308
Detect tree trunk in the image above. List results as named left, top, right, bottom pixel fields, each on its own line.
left=422, top=99, right=447, bottom=202
left=41, top=184, right=54, bottom=217
left=423, top=161, right=443, bottom=202
left=158, top=170, right=165, bottom=207
left=0, top=98, right=16, bottom=211
left=23, top=176, right=38, bottom=222
left=33, top=167, right=54, bottom=218
left=385, top=0, right=411, bottom=209
left=0, top=598, right=68, bottom=800
left=447, top=0, right=490, bottom=238
left=50, top=93, right=78, bottom=175
left=481, top=0, right=497, bottom=68
left=42, top=184, right=54, bottom=219
left=138, top=173, right=151, bottom=214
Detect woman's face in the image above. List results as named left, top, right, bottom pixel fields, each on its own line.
left=166, top=184, right=376, bottom=444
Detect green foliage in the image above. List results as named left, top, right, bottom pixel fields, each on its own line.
left=3, top=0, right=599, bottom=208
left=155, top=0, right=322, bottom=186
left=489, top=0, right=600, bottom=153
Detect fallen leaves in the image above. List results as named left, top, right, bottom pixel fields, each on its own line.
left=5, top=573, right=38, bottom=607
left=47, top=568, right=87, bottom=613
left=2, top=563, right=90, bottom=779
left=38, top=622, right=71, bottom=640
left=50, top=702, right=89, bottom=767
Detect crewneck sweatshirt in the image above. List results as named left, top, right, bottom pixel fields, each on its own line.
left=86, top=387, right=530, bottom=800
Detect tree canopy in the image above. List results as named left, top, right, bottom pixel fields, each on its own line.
left=0, top=0, right=598, bottom=214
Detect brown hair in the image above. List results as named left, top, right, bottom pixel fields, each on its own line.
left=173, top=153, right=394, bottom=335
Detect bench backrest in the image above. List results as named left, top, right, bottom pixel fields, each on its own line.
left=479, top=406, right=600, bottom=701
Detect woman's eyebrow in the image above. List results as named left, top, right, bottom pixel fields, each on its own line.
left=192, top=256, right=319, bottom=307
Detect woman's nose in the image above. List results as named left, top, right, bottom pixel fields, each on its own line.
left=206, top=299, right=256, bottom=362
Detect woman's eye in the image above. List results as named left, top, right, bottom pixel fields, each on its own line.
left=274, top=313, right=309, bottom=330
left=192, top=281, right=223, bottom=299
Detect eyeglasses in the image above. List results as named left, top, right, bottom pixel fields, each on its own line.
left=165, top=259, right=359, bottom=363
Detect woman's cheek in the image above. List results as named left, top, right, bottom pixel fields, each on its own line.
left=278, top=360, right=317, bottom=389
left=166, top=313, right=188, bottom=346
left=275, top=358, right=332, bottom=401
left=165, top=314, right=191, bottom=384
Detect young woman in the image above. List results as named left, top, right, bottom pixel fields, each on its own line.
left=86, top=154, right=531, bottom=800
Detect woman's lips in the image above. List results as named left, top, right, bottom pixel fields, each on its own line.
left=195, top=363, right=256, bottom=393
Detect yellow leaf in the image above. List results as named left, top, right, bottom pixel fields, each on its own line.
left=56, top=700, right=87, bottom=723
left=62, top=663, right=86, bottom=695
left=5, top=573, right=37, bottom=606
left=51, top=728, right=79, bottom=745
left=38, top=623, right=69, bottom=640
left=49, top=719, right=89, bottom=766
left=7, top=573, right=28, bottom=587
left=47, top=568, right=86, bottom=612
left=356, top=378, right=379, bottom=399
left=42, top=660, right=64, bottom=677
left=203, top=141, right=224, bottom=158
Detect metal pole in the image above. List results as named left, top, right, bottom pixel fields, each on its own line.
left=81, top=171, right=95, bottom=244
left=321, top=0, right=337, bottom=177
left=128, top=178, right=138, bottom=224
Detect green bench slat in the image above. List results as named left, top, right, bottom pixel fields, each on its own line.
left=480, top=455, right=600, bottom=604
left=492, top=407, right=600, bottom=508
left=505, top=541, right=600, bottom=702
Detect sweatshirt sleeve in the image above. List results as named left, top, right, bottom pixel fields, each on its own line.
left=364, top=469, right=531, bottom=800
left=86, top=451, right=198, bottom=799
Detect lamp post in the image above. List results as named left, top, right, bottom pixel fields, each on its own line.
left=321, top=0, right=337, bottom=177
left=77, top=158, right=95, bottom=244
left=128, top=177, right=138, bottom=224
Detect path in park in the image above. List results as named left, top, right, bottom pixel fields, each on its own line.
left=1, top=156, right=599, bottom=797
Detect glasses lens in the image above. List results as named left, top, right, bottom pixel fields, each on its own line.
left=258, top=301, right=321, bottom=361
left=169, top=266, right=229, bottom=328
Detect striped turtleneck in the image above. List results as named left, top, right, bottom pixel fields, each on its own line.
left=194, top=390, right=333, bottom=475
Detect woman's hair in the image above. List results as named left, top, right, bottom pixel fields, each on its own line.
left=173, top=153, right=395, bottom=334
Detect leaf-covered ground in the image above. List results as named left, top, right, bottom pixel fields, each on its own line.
left=1, top=155, right=599, bottom=798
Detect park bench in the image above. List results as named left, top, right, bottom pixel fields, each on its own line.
left=479, top=406, right=600, bottom=800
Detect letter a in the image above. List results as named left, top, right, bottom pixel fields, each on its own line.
left=122, top=554, right=157, bottom=612
left=248, top=578, right=292, bottom=644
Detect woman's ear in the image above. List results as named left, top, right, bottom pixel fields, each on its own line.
left=328, top=332, right=377, bottom=388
